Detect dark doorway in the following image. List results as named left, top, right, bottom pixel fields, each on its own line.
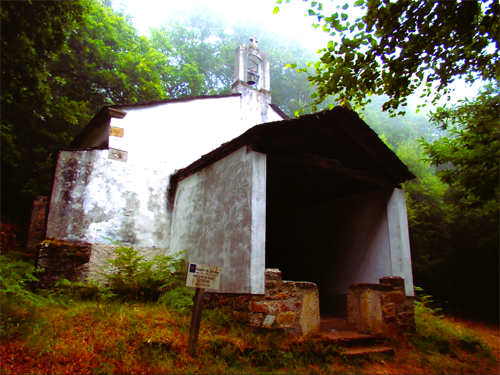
left=264, top=155, right=393, bottom=317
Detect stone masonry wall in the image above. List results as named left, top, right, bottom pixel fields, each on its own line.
left=204, top=269, right=320, bottom=336
left=26, top=195, right=49, bottom=255
left=347, top=276, right=415, bottom=336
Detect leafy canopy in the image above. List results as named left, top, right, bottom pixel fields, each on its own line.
left=420, top=84, right=499, bottom=216
left=277, top=0, right=499, bottom=115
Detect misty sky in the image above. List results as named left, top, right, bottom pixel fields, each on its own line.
left=113, top=0, right=336, bottom=51
left=113, top=0, right=481, bottom=106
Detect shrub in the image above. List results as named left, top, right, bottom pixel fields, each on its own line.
left=104, top=245, right=187, bottom=302
left=411, top=287, right=489, bottom=356
left=0, top=253, right=52, bottom=338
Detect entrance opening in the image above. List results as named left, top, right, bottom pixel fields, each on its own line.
left=265, top=155, right=394, bottom=318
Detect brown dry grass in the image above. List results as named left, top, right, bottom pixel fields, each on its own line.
left=359, top=317, right=500, bottom=375
left=1, top=301, right=499, bottom=374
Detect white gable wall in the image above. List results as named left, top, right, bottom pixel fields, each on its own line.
left=108, top=94, right=283, bottom=170
left=170, top=146, right=267, bottom=294
left=47, top=93, right=284, bottom=249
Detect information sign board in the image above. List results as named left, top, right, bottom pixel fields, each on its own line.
left=185, top=262, right=221, bottom=290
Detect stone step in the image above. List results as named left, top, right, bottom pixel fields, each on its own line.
left=343, top=345, right=395, bottom=358
left=320, top=317, right=351, bottom=332
left=317, top=330, right=384, bottom=347
left=315, top=328, right=395, bottom=359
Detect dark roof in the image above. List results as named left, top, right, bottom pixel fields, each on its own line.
left=70, top=107, right=126, bottom=148
left=170, top=106, right=415, bottom=205
left=109, top=93, right=242, bottom=109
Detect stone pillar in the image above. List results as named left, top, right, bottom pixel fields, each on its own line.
left=203, top=269, right=321, bottom=336
left=387, top=188, right=414, bottom=296
left=249, top=269, right=320, bottom=336
left=26, top=195, right=49, bottom=255
left=347, top=276, right=415, bottom=336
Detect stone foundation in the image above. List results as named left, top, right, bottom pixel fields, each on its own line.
left=204, top=269, right=320, bottom=336
left=347, top=276, right=415, bottom=336
left=36, top=239, right=92, bottom=288
left=35, top=240, right=169, bottom=287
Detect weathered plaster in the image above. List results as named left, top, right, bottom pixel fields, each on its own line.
left=250, top=151, right=267, bottom=294
left=170, top=146, right=267, bottom=294
left=387, top=188, right=414, bottom=296
left=46, top=149, right=171, bottom=248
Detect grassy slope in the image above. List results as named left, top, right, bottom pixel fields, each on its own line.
left=1, top=222, right=497, bottom=374
left=1, top=300, right=498, bottom=375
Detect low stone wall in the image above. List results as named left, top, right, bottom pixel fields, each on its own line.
left=347, top=276, right=415, bottom=336
left=36, top=239, right=92, bottom=288
left=204, top=269, right=320, bottom=336
left=36, top=240, right=169, bottom=287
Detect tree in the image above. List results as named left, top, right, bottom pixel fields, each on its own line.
left=149, top=8, right=234, bottom=98
left=278, top=0, right=498, bottom=114
left=419, top=84, right=499, bottom=319
left=421, top=84, right=499, bottom=216
left=150, top=8, right=336, bottom=116
left=1, top=0, right=166, bottom=218
left=0, top=1, right=84, bottom=120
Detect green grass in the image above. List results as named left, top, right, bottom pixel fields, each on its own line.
left=1, top=251, right=497, bottom=374
left=1, top=297, right=498, bottom=375
left=0, top=300, right=351, bottom=374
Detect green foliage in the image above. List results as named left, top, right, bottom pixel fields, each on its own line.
left=104, top=245, right=187, bottom=302
left=412, top=287, right=491, bottom=357
left=421, top=84, right=499, bottom=216
left=417, top=84, right=499, bottom=317
left=52, top=278, right=116, bottom=301
left=1, top=0, right=166, bottom=215
left=0, top=0, right=84, bottom=118
left=157, top=285, right=194, bottom=312
left=279, top=0, right=498, bottom=114
left=149, top=9, right=233, bottom=97
left=0, top=253, right=52, bottom=339
left=0, top=253, right=46, bottom=308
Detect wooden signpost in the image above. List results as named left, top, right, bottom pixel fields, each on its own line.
left=185, top=262, right=221, bottom=356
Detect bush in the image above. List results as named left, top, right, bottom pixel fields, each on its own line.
left=411, top=287, right=490, bottom=356
left=0, top=253, right=52, bottom=338
left=104, top=245, right=187, bottom=302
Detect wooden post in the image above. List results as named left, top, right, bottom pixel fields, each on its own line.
left=187, top=287, right=205, bottom=356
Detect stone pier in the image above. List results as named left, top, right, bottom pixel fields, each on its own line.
left=347, top=276, right=415, bottom=336
left=204, top=269, right=321, bottom=336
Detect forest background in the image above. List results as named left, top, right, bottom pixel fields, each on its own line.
left=1, top=0, right=498, bottom=321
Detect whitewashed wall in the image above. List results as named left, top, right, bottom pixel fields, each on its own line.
left=108, top=95, right=283, bottom=170
left=47, top=94, right=284, bottom=249
left=170, top=146, right=267, bottom=294
left=46, top=149, right=171, bottom=249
